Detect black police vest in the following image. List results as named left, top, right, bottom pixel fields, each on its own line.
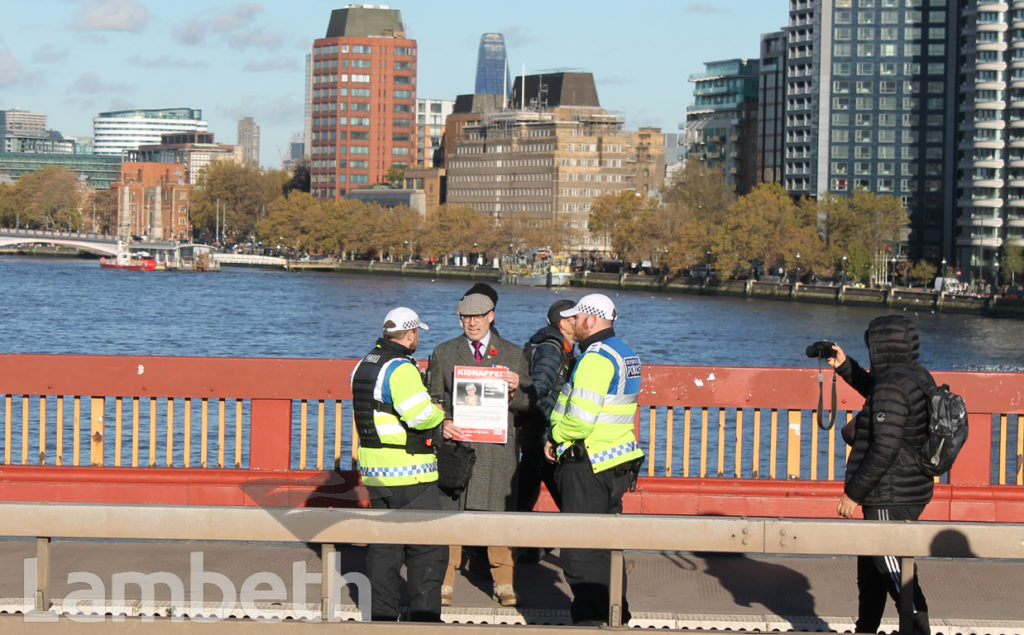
left=351, top=340, right=433, bottom=455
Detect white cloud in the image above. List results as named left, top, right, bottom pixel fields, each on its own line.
left=128, top=54, right=207, bottom=70
left=229, top=29, right=284, bottom=50
left=685, top=2, right=728, bottom=14
left=243, top=58, right=299, bottom=72
left=71, top=0, right=149, bottom=32
left=499, top=26, right=536, bottom=48
left=223, top=96, right=301, bottom=127
left=212, top=3, right=265, bottom=33
left=32, top=43, right=69, bottom=64
left=0, top=51, right=32, bottom=88
left=68, top=72, right=128, bottom=95
left=174, top=4, right=278, bottom=48
left=0, top=37, right=40, bottom=89
left=173, top=16, right=207, bottom=46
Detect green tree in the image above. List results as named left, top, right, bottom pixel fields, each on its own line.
left=256, top=190, right=323, bottom=254
left=281, top=159, right=310, bottom=197
left=843, top=189, right=909, bottom=286
left=588, top=191, right=661, bottom=264
left=382, top=165, right=405, bottom=187
left=420, top=205, right=490, bottom=264
left=190, top=162, right=286, bottom=243
left=12, top=166, right=81, bottom=230
left=909, top=260, right=937, bottom=287
left=1002, top=244, right=1024, bottom=285
left=708, top=183, right=822, bottom=280
left=659, top=163, right=735, bottom=273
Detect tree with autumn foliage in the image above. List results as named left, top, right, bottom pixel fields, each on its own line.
left=0, top=165, right=82, bottom=230
left=190, top=161, right=289, bottom=243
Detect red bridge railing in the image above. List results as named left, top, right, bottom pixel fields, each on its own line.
left=1, top=354, right=1022, bottom=521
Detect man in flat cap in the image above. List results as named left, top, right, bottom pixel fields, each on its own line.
left=427, top=286, right=530, bottom=607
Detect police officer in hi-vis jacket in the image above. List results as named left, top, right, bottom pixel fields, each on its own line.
left=351, top=306, right=446, bottom=622
left=545, top=293, right=643, bottom=626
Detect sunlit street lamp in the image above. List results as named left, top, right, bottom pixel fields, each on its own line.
left=841, top=255, right=848, bottom=285
left=795, top=252, right=801, bottom=284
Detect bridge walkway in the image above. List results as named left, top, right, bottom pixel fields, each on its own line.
left=0, top=539, right=1021, bottom=632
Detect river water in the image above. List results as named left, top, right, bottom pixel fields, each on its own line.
left=1, top=257, right=1022, bottom=371
left=2, top=257, right=1021, bottom=475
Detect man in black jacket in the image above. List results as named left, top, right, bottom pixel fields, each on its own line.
left=518, top=299, right=577, bottom=518
left=827, top=314, right=934, bottom=635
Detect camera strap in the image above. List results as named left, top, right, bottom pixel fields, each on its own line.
left=816, top=360, right=838, bottom=430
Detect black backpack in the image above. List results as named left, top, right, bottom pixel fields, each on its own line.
left=892, top=369, right=969, bottom=477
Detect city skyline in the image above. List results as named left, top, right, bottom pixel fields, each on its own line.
left=0, top=0, right=786, bottom=168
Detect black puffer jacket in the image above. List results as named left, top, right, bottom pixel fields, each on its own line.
left=525, top=324, right=575, bottom=420
left=839, top=314, right=935, bottom=507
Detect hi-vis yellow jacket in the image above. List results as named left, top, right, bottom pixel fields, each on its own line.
left=550, top=330, right=643, bottom=473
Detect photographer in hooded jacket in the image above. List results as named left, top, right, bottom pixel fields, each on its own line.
left=817, top=314, right=935, bottom=635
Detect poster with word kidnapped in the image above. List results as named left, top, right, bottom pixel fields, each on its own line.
left=452, top=365, right=508, bottom=444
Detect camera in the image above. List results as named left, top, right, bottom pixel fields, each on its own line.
left=805, top=340, right=837, bottom=360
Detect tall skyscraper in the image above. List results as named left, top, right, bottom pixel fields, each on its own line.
left=474, top=33, right=511, bottom=97
left=757, top=32, right=787, bottom=187
left=237, top=116, right=260, bottom=166
left=309, top=5, right=416, bottom=199
left=778, top=0, right=956, bottom=263
left=93, top=108, right=207, bottom=157
left=685, top=59, right=760, bottom=195
left=954, top=1, right=1022, bottom=285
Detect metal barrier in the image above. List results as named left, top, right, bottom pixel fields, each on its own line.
left=1, top=502, right=1022, bottom=630
left=1, top=354, right=1023, bottom=520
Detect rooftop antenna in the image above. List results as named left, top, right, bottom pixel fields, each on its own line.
left=521, top=64, right=526, bottom=110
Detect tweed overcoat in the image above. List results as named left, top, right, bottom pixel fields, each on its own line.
left=427, top=330, right=531, bottom=511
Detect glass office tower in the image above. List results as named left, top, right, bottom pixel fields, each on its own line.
left=474, top=33, right=511, bottom=97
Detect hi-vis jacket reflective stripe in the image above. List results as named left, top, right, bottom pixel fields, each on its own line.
left=550, top=333, right=643, bottom=473
left=351, top=338, right=443, bottom=487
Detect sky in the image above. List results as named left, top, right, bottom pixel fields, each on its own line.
left=0, top=0, right=788, bottom=169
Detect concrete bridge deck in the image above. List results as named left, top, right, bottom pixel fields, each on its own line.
left=0, top=539, right=1020, bottom=632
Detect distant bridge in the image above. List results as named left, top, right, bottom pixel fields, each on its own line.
left=0, top=228, right=119, bottom=255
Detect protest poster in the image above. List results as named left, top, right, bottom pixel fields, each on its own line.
left=453, top=365, right=509, bottom=443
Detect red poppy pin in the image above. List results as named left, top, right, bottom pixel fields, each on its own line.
left=488, top=347, right=498, bottom=357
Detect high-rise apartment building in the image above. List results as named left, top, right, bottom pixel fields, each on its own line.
left=758, top=32, right=787, bottom=186
left=237, top=116, right=260, bottom=166
left=446, top=72, right=664, bottom=255
left=474, top=33, right=511, bottom=97
left=416, top=98, right=453, bottom=168
left=93, top=108, right=208, bottom=157
left=778, top=0, right=956, bottom=262
left=309, top=5, right=416, bottom=199
left=954, top=1, right=1024, bottom=284
left=685, top=59, right=760, bottom=195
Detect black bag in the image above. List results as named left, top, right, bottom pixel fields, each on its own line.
left=892, top=369, right=969, bottom=476
left=435, top=438, right=476, bottom=492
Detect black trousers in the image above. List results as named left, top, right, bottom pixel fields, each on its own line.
left=517, top=424, right=561, bottom=511
left=365, top=481, right=447, bottom=622
left=554, top=459, right=633, bottom=625
left=856, top=505, right=929, bottom=635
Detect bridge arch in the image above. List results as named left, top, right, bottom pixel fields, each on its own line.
left=0, top=230, right=119, bottom=256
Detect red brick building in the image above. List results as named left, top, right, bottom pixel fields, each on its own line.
left=309, top=6, right=416, bottom=200
left=109, top=162, right=190, bottom=241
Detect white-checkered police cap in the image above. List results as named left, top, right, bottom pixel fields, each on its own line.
left=382, top=306, right=429, bottom=333
left=560, top=293, right=617, bottom=321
